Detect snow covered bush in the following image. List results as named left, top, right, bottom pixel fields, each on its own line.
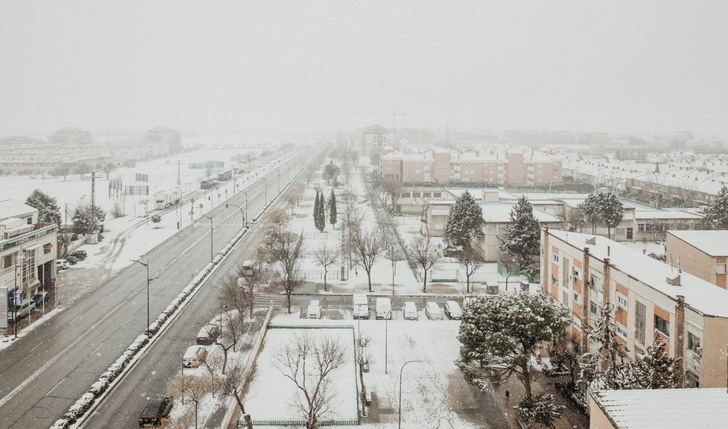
left=89, top=380, right=108, bottom=396
left=515, top=394, right=564, bottom=429
left=50, top=419, right=69, bottom=429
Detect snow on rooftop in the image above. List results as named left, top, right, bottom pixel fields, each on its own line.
left=481, top=202, right=561, bottom=223
left=0, top=200, right=36, bottom=221
left=549, top=230, right=728, bottom=317
left=593, top=388, right=728, bottom=429
left=668, top=230, right=728, bottom=256
left=634, top=209, right=703, bottom=220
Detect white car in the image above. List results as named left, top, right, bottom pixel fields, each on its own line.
left=444, top=301, right=462, bottom=320
left=182, top=345, right=208, bottom=368
left=425, top=302, right=443, bottom=320
left=352, top=294, right=369, bottom=319
left=307, top=300, right=321, bottom=319
left=402, top=302, right=418, bottom=320
left=56, top=259, right=69, bottom=270
left=375, top=298, right=391, bottom=320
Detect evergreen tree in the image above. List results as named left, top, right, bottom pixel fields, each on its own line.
left=329, top=189, right=337, bottom=226
left=313, top=191, right=320, bottom=231
left=457, top=294, right=571, bottom=403
left=444, top=190, right=483, bottom=248
left=25, top=189, right=61, bottom=226
left=600, top=191, right=624, bottom=239
left=515, top=394, right=565, bottom=429
left=576, top=193, right=601, bottom=234
left=580, top=303, right=631, bottom=390
left=499, top=196, right=540, bottom=272
left=318, top=193, right=326, bottom=232
left=72, top=204, right=105, bottom=235
left=623, top=338, right=682, bottom=389
left=704, top=185, right=728, bottom=229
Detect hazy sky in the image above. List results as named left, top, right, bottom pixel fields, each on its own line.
left=1, top=1, right=727, bottom=138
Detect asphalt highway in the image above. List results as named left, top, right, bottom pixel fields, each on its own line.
left=0, top=148, right=316, bottom=429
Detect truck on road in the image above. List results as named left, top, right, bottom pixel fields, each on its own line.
left=153, top=189, right=181, bottom=210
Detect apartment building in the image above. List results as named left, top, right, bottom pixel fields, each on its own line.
left=380, top=150, right=561, bottom=187
left=0, top=200, right=58, bottom=335
left=666, top=230, right=728, bottom=289
left=541, top=229, right=728, bottom=387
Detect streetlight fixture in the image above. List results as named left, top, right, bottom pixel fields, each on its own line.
left=131, top=259, right=151, bottom=333
left=398, top=360, right=422, bottom=429
left=225, top=203, right=245, bottom=229
left=204, top=215, right=213, bottom=262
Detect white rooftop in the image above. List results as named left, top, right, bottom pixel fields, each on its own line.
left=481, top=202, right=561, bottom=223
left=634, top=209, right=703, bottom=220
left=593, top=388, right=728, bottom=429
left=549, top=230, right=728, bottom=317
left=0, top=200, right=36, bottom=222
left=668, top=230, right=728, bottom=256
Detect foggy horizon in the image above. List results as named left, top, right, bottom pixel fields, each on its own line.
left=2, top=1, right=728, bottom=139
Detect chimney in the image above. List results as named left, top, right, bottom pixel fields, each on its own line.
left=581, top=247, right=591, bottom=353
left=607, top=245, right=610, bottom=257
left=603, top=257, right=611, bottom=305
left=586, top=236, right=597, bottom=245
left=666, top=274, right=681, bottom=286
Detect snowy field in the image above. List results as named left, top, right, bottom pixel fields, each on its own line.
left=244, top=325, right=359, bottom=423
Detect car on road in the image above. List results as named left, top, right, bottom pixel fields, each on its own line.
left=444, top=301, right=462, bottom=320
left=138, top=396, right=173, bottom=427
left=65, top=255, right=79, bottom=265
left=425, top=302, right=443, bottom=320
left=56, top=259, right=69, bottom=270
left=32, top=291, right=50, bottom=307
left=70, top=250, right=87, bottom=260
left=375, top=298, right=391, bottom=320
left=402, top=302, right=418, bottom=320
left=352, top=294, right=369, bottom=319
left=195, top=324, right=220, bottom=345
left=7, top=300, right=36, bottom=323
left=182, top=345, right=207, bottom=368
left=307, top=300, right=321, bottom=319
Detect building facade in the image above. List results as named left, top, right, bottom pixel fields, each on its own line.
left=666, top=230, right=728, bottom=289
left=541, top=229, right=728, bottom=388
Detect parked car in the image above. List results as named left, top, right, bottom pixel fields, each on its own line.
left=195, top=324, right=220, bottom=345
left=65, top=255, right=79, bottom=265
left=307, top=300, right=321, bottom=319
left=182, top=345, right=207, bottom=368
left=352, top=294, right=369, bottom=319
left=138, top=396, right=173, bottom=427
left=70, top=250, right=87, bottom=260
left=402, top=302, right=418, bottom=320
left=32, top=291, right=50, bottom=307
left=8, top=300, right=36, bottom=323
left=56, top=259, right=69, bottom=270
left=444, top=301, right=462, bottom=320
left=375, top=298, right=391, bottom=319
left=425, top=302, right=443, bottom=320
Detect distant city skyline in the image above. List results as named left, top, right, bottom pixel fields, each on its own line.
left=1, top=1, right=727, bottom=138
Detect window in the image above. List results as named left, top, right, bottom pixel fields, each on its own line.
left=27, top=217, right=32, bottom=225
left=573, top=292, right=580, bottom=303
left=590, top=274, right=600, bottom=290
left=433, top=192, right=442, bottom=198
left=562, top=257, right=570, bottom=286
left=1, top=254, right=11, bottom=269
left=553, top=254, right=560, bottom=263
left=401, top=192, right=411, bottom=198
left=635, top=301, right=646, bottom=344
left=715, top=264, right=726, bottom=275
left=638, top=223, right=646, bottom=232
left=685, top=371, right=700, bottom=388
left=590, top=302, right=598, bottom=315
left=688, top=332, right=702, bottom=356
left=422, top=192, right=431, bottom=198
left=562, top=291, right=569, bottom=306
left=616, top=323, right=627, bottom=338
left=412, top=192, right=421, bottom=198
left=655, top=314, right=670, bottom=336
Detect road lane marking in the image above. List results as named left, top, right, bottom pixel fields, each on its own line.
left=91, top=342, right=105, bottom=356
left=46, top=378, right=66, bottom=396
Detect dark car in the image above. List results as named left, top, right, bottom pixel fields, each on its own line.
left=65, top=255, right=79, bottom=265
left=32, top=291, right=49, bottom=307
left=70, top=250, right=87, bottom=260
left=138, top=396, right=173, bottom=427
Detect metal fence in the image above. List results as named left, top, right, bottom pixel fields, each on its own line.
left=299, top=269, right=342, bottom=282
left=246, top=418, right=360, bottom=426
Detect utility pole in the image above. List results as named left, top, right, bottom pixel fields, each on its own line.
left=205, top=215, right=214, bottom=262
left=399, top=360, right=421, bottom=429
left=90, top=170, right=96, bottom=235
left=131, top=259, right=151, bottom=333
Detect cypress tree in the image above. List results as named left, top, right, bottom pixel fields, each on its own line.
left=444, top=190, right=483, bottom=248
left=313, top=191, right=320, bottom=231
left=318, top=193, right=326, bottom=232
left=499, top=196, right=540, bottom=272
left=329, top=189, right=337, bottom=226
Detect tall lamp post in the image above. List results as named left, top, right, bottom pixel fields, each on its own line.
left=131, top=259, right=151, bottom=333
left=204, top=215, right=213, bottom=262
left=398, top=360, right=422, bottom=429
left=225, top=203, right=245, bottom=229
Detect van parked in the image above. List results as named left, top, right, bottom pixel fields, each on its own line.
left=195, top=325, right=220, bottom=345
left=352, top=294, right=369, bottom=319
left=375, top=298, right=391, bottom=320
left=425, top=302, right=443, bottom=320
left=8, top=300, right=36, bottom=323
left=182, top=345, right=208, bottom=368
left=402, top=302, right=418, bottom=320
left=444, top=301, right=462, bottom=320
left=307, top=300, right=321, bottom=319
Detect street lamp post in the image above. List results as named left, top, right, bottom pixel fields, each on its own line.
left=131, top=259, right=151, bottom=333
left=384, top=314, right=389, bottom=374
left=245, top=191, right=249, bottom=227
left=398, top=360, right=422, bottom=429
left=225, top=203, right=245, bottom=229
left=204, top=215, right=213, bottom=262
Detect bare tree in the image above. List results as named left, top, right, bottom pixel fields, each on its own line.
left=353, top=228, right=383, bottom=292
left=270, top=230, right=304, bottom=313
left=409, top=234, right=443, bottom=292
left=169, top=373, right=209, bottom=429
left=266, top=207, right=290, bottom=238
left=235, top=264, right=258, bottom=319
left=220, top=275, right=250, bottom=329
left=202, top=350, right=225, bottom=393
left=314, top=244, right=337, bottom=291
left=276, top=334, right=346, bottom=429
left=457, top=245, right=482, bottom=294
left=381, top=176, right=402, bottom=213
left=220, top=364, right=253, bottom=427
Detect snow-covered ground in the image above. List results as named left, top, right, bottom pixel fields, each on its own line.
left=244, top=325, right=359, bottom=423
